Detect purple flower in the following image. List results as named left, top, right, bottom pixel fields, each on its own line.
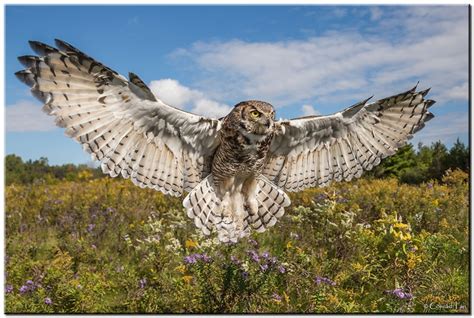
left=248, top=250, right=260, bottom=263
left=184, top=255, right=197, bottom=264
left=262, top=251, right=270, bottom=259
left=427, top=183, right=433, bottom=189
left=260, top=263, right=269, bottom=272
left=241, top=271, right=249, bottom=280
left=278, top=265, right=286, bottom=274
left=316, top=193, right=328, bottom=201
left=19, top=285, right=29, bottom=294
left=139, top=278, right=147, bottom=289
left=248, top=238, right=258, bottom=247
left=336, top=197, right=349, bottom=204
left=26, top=280, right=34, bottom=286
left=44, top=297, right=52, bottom=305
left=184, top=253, right=211, bottom=264
left=314, top=276, right=336, bottom=286
left=201, top=254, right=212, bottom=263
left=386, top=288, right=413, bottom=300
left=5, top=284, right=13, bottom=293
left=91, top=244, right=97, bottom=249
left=87, top=224, right=95, bottom=232
left=106, top=207, right=116, bottom=213
left=272, top=293, right=282, bottom=302
left=230, top=256, right=241, bottom=265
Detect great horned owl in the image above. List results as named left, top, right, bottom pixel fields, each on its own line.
left=16, top=40, right=435, bottom=242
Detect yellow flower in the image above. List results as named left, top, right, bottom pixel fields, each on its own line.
left=432, top=199, right=439, bottom=207
left=439, top=218, right=449, bottom=228
left=182, top=275, right=193, bottom=284
left=286, top=241, right=293, bottom=249
left=283, top=291, right=290, bottom=303
left=400, top=232, right=412, bottom=241
left=175, top=265, right=186, bottom=273
left=393, top=222, right=408, bottom=229
left=185, top=239, right=198, bottom=249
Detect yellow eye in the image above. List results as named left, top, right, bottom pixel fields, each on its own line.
left=250, top=110, right=260, bottom=118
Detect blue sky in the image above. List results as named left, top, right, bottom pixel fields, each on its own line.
left=5, top=5, right=469, bottom=165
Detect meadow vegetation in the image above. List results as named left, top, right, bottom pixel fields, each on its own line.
left=4, top=141, right=470, bottom=313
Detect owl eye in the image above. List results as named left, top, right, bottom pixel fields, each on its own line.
left=250, top=110, right=261, bottom=118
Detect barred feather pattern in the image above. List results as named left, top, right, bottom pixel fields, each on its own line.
left=264, top=86, right=435, bottom=191
left=183, top=175, right=290, bottom=242
left=16, top=39, right=221, bottom=196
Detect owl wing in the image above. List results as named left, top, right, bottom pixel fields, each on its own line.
left=263, top=86, right=435, bottom=191
left=16, top=39, right=221, bottom=196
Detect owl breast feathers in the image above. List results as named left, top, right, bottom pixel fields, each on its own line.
left=16, top=39, right=435, bottom=242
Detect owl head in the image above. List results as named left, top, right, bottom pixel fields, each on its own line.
left=232, top=100, right=276, bottom=135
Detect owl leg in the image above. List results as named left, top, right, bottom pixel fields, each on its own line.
left=242, top=177, right=259, bottom=217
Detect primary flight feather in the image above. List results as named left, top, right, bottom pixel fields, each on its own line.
left=16, top=39, right=435, bottom=242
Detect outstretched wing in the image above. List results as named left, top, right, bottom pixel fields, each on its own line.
left=16, top=39, right=221, bottom=196
left=262, top=86, right=435, bottom=192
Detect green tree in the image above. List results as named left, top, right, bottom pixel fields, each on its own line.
left=446, top=138, right=469, bottom=172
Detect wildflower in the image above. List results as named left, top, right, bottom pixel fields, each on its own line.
left=290, top=232, right=300, bottom=240
left=241, top=271, right=249, bottom=280
left=185, top=239, right=198, bottom=249
left=272, top=293, right=282, bottom=303
left=316, top=193, right=328, bottom=201
left=286, top=241, right=293, bottom=249
left=336, top=197, right=349, bottom=203
left=184, top=255, right=197, bottom=264
left=26, top=280, right=34, bottom=286
left=175, top=264, right=186, bottom=273
left=182, top=275, right=193, bottom=284
left=248, top=250, right=260, bottom=263
left=427, top=183, right=433, bottom=189
left=5, top=284, right=13, bottom=293
left=230, top=255, right=241, bottom=265
left=184, top=253, right=212, bottom=264
left=139, top=278, right=147, bottom=289
left=91, top=244, right=97, bottom=249
left=86, top=223, right=95, bottom=232
left=385, top=288, right=413, bottom=300
left=44, top=297, right=52, bottom=305
left=314, top=276, right=336, bottom=286
left=262, top=251, right=270, bottom=259
left=278, top=265, right=286, bottom=274
left=106, top=207, right=116, bottom=214
left=260, top=263, right=269, bottom=272
left=248, top=238, right=258, bottom=247
left=283, top=291, right=290, bottom=303
left=19, top=285, right=29, bottom=294
left=201, top=254, right=212, bottom=263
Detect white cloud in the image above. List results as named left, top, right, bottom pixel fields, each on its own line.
left=369, top=7, right=383, bottom=21
left=410, top=112, right=468, bottom=146
left=173, top=6, right=468, bottom=111
left=148, top=78, right=231, bottom=118
left=6, top=100, right=56, bottom=132
left=301, top=104, right=321, bottom=116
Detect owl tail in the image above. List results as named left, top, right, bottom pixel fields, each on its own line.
left=183, top=175, right=291, bottom=243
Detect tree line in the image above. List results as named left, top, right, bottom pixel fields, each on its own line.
left=5, top=139, right=469, bottom=186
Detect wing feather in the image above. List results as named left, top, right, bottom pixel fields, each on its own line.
left=16, top=39, right=222, bottom=195
left=264, top=86, right=434, bottom=191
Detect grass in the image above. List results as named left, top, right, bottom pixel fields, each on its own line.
left=4, top=169, right=469, bottom=313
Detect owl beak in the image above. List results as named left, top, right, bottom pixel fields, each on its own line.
left=264, top=118, right=271, bottom=128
